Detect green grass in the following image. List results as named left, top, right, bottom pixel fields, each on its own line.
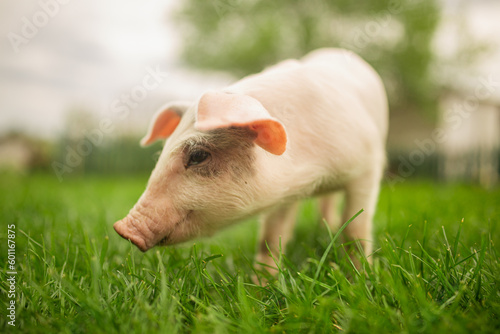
left=1, top=172, right=499, bottom=333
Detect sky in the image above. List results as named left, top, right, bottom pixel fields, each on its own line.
left=0, top=0, right=232, bottom=139
left=0, top=0, right=499, bottom=140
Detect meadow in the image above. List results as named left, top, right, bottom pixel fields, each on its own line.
left=0, top=172, right=499, bottom=333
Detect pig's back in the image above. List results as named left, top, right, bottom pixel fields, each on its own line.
left=229, top=49, right=387, bottom=141
left=300, top=48, right=388, bottom=139
left=227, top=49, right=388, bottom=171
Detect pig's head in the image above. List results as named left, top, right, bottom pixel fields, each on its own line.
left=113, top=91, right=287, bottom=251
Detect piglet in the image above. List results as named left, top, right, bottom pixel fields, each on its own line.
left=114, top=48, right=388, bottom=271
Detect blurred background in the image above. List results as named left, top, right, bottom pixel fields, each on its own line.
left=0, top=0, right=499, bottom=187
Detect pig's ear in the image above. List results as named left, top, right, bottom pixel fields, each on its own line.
left=140, top=101, right=192, bottom=147
left=195, top=92, right=287, bottom=155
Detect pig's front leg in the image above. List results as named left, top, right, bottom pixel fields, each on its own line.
left=256, top=202, right=300, bottom=274
left=342, top=167, right=383, bottom=267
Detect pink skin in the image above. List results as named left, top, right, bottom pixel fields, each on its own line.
left=114, top=165, right=184, bottom=251
left=113, top=48, right=388, bottom=271
left=113, top=204, right=165, bottom=252
left=114, top=151, right=209, bottom=250
left=113, top=200, right=193, bottom=251
left=114, top=121, right=266, bottom=251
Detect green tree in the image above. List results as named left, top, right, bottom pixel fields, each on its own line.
left=176, top=0, right=440, bottom=116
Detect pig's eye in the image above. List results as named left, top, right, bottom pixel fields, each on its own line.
left=186, top=150, right=211, bottom=168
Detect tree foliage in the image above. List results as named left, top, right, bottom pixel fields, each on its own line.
left=176, top=0, right=440, bottom=115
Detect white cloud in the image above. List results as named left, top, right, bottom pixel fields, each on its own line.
left=0, top=0, right=187, bottom=138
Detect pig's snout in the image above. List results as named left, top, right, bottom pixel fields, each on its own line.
left=113, top=220, right=148, bottom=252
left=113, top=210, right=159, bottom=252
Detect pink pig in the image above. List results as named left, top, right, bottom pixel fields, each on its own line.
left=114, top=48, right=388, bottom=270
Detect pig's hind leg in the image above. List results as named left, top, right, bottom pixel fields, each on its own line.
left=319, top=192, right=342, bottom=230
left=341, top=167, right=383, bottom=266
left=256, top=202, right=300, bottom=274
